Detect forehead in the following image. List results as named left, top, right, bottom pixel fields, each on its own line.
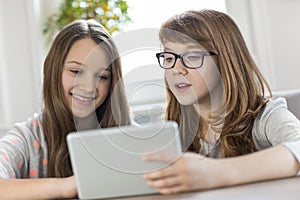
left=163, top=41, right=206, bottom=52
left=65, top=38, right=109, bottom=66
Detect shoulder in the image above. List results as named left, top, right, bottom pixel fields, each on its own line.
left=262, top=97, right=287, bottom=115
left=0, top=113, right=47, bottom=178
left=8, top=113, right=45, bottom=143
left=253, top=97, right=300, bottom=147
left=13, top=113, right=42, bottom=131
left=258, top=97, right=298, bottom=124
left=255, top=97, right=294, bottom=123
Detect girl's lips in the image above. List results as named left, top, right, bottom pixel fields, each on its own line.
left=174, top=82, right=192, bottom=93
left=71, top=93, right=95, bottom=105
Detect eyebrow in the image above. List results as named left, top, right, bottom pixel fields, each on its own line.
left=65, top=61, right=111, bottom=72
left=65, top=61, right=86, bottom=67
left=164, top=44, right=204, bottom=51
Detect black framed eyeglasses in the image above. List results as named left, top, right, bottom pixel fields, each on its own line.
left=156, top=51, right=217, bottom=69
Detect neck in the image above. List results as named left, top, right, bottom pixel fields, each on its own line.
left=193, top=83, right=223, bottom=120
left=193, top=83, right=223, bottom=143
left=75, top=114, right=99, bottom=131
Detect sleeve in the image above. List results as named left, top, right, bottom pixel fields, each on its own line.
left=0, top=124, right=30, bottom=179
left=264, top=107, right=300, bottom=145
left=266, top=108, right=300, bottom=175
left=253, top=98, right=300, bottom=175
left=283, top=141, right=300, bottom=176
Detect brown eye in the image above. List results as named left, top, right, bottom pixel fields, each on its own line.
left=70, top=70, right=82, bottom=75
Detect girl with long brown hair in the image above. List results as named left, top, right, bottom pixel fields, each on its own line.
left=144, top=9, right=300, bottom=194
left=0, top=19, right=130, bottom=199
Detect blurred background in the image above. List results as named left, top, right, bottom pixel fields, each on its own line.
left=0, top=0, right=299, bottom=131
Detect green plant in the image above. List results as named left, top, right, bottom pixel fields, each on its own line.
left=43, top=0, right=131, bottom=43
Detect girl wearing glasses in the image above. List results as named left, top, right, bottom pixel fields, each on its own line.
left=144, top=9, right=300, bottom=194
left=0, top=20, right=130, bottom=199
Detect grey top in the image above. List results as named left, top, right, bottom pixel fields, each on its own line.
left=0, top=113, right=47, bottom=178
left=0, top=98, right=300, bottom=178
left=199, top=97, right=300, bottom=175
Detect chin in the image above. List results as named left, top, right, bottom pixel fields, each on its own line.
left=177, top=98, right=198, bottom=106
left=72, top=111, right=93, bottom=119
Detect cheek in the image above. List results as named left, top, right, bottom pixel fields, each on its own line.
left=62, top=73, right=74, bottom=93
left=164, top=70, right=174, bottom=87
left=196, top=56, right=220, bottom=89
left=202, top=65, right=221, bottom=91
left=189, top=70, right=207, bottom=91
left=97, top=81, right=111, bottom=98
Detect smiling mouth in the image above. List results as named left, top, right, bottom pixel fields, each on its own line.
left=175, top=83, right=192, bottom=88
left=71, top=93, right=96, bottom=102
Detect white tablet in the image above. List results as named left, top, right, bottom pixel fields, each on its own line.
left=67, top=121, right=182, bottom=199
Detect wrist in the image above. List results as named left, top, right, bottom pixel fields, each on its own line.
left=212, top=158, right=240, bottom=187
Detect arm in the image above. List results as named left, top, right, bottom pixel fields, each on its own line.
left=144, top=99, right=300, bottom=194
left=222, top=145, right=299, bottom=185
left=0, top=117, right=77, bottom=199
left=143, top=145, right=299, bottom=194
left=0, top=176, right=77, bottom=199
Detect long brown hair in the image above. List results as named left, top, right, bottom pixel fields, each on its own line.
left=160, top=10, right=272, bottom=157
left=43, top=19, right=130, bottom=177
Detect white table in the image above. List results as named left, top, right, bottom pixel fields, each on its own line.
left=109, top=177, right=300, bottom=200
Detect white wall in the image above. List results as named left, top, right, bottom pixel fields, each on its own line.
left=0, top=0, right=43, bottom=130
left=0, top=0, right=300, bottom=130
left=226, top=0, right=300, bottom=91
left=118, top=0, right=227, bottom=124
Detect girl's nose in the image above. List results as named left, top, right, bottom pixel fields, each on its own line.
left=172, top=59, right=188, bottom=75
left=77, top=76, right=97, bottom=93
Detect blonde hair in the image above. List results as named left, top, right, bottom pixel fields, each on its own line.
left=43, top=20, right=130, bottom=177
left=160, top=10, right=271, bottom=157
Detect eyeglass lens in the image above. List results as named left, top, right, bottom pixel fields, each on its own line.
left=157, top=52, right=206, bottom=69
